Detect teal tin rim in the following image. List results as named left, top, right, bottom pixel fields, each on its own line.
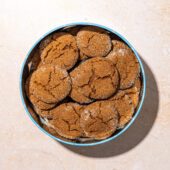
left=20, top=22, right=146, bottom=147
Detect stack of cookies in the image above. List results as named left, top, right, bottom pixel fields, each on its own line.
left=25, top=26, right=141, bottom=141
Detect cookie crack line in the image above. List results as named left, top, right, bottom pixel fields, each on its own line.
left=47, top=71, right=52, bottom=84
left=105, top=117, right=115, bottom=124
left=89, top=63, right=96, bottom=97
left=109, top=75, right=117, bottom=89
left=97, top=102, right=109, bottom=124
left=49, top=83, right=61, bottom=91
left=115, top=109, right=121, bottom=123
left=76, top=66, right=94, bottom=89
left=71, top=105, right=80, bottom=118
left=42, top=48, right=51, bottom=61
left=77, top=73, right=93, bottom=88
left=96, top=74, right=112, bottom=79
left=87, top=119, right=98, bottom=130
left=34, top=97, right=55, bottom=108
left=61, top=119, right=71, bottom=131
left=95, top=74, right=115, bottom=88
left=35, top=79, right=60, bottom=92
left=86, top=34, right=95, bottom=48
left=63, top=43, right=73, bottom=50
left=88, top=110, right=96, bottom=120
left=53, top=52, right=65, bottom=60
left=61, top=118, right=79, bottom=132
left=90, top=85, right=97, bottom=97
left=42, top=42, right=62, bottom=61
left=33, top=80, right=56, bottom=99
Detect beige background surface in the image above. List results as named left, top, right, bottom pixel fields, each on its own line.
left=0, top=0, right=170, bottom=170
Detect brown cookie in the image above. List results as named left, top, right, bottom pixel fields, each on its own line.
left=46, top=103, right=84, bottom=139
left=106, top=40, right=140, bottom=89
left=70, top=57, right=119, bottom=103
left=25, top=76, right=56, bottom=110
left=77, top=26, right=112, bottom=57
left=123, top=77, right=141, bottom=108
left=40, top=32, right=79, bottom=70
left=109, top=91, right=134, bottom=128
left=80, top=101, right=118, bottom=140
left=28, top=65, right=71, bottom=104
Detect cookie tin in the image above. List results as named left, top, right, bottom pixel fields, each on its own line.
left=20, top=22, right=146, bottom=146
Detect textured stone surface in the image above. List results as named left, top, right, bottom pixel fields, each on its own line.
left=0, top=0, right=170, bottom=170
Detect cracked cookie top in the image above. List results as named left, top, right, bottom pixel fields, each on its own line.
left=40, top=32, right=79, bottom=70
left=77, top=26, right=112, bottom=57
left=70, top=57, right=119, bottom=103
left=28, top=65, right=71, bottom=104
left=109, top=91, right=134, bottom=128
left=106, top=40, right=140, bottom=89
left=25, top=76, right=56, bottom=110
left=80, top=101, right=118, bottom=140
left=46, top=103, right=84, bottom=139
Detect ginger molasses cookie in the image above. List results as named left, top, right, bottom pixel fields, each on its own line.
left=70, top=57, right=119, bottom=103
left=25, top=76, right=56, bottom=110
left=106, top=40, right=140, bottom=89
left=77, top=26, right=112, bottom=57
left=40, top=32, right=79, bottom=70
left=123, top=77, right=141, bottom=108
left=46, top=103, right=84, bottom=139
left=28, top=65, right=71, bottom=104
left=109, top=91, right=134, bottom=128
left=80, top=101, right=118, bottom=140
